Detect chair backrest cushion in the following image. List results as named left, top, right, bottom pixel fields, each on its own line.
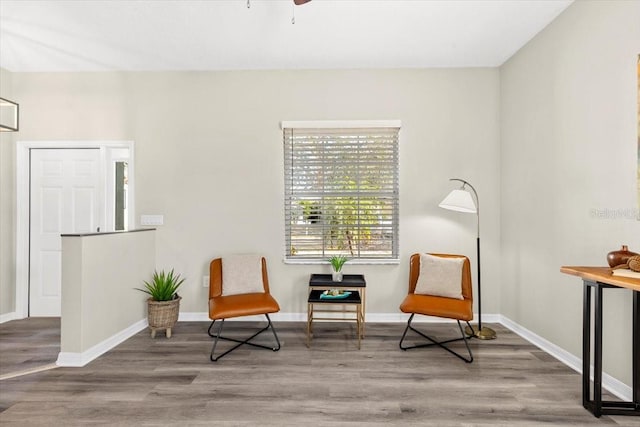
left=221, top=255, right=265, bottom=296
left=414, top=253, right=465, bottom=300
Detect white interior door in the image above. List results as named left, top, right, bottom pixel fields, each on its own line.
left=29, top=148, right=103, bottom=317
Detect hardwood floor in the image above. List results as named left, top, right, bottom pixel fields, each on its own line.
left=0, top=317, right=59, bottom=378
left=0, top=319, right=638, bottom=426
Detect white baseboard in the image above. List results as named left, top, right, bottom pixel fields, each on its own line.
left=179, top=312, right=439, bottom=323
left=179, top=311, right=502, bottom=324
left=56, top=319, right=148, bottom=367
left=364, top=312, right=503, bottom=323
left=179, top=312, right=310, bottom=322
left=0, top=311, right=20, bottom=324
left=499, top=314, right=632, bottom=402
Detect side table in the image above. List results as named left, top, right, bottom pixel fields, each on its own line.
left=307, top=274, right=366, bottom=349
left=560, top=266, right=639, bottom=418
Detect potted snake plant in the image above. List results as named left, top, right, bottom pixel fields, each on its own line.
left=136, top=269, right=185, bottom=338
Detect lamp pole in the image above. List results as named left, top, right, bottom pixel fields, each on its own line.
left=447, top=178, right=496, bottom=340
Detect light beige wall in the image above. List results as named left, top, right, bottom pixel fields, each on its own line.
left=61, top=230, right=154, bottom=353
left=0, top=67, right=15, bottom=316
left=12, top=68, right=501, bottom=317
left=501, top=0, right=640, bottom=386
left=60, top=237, right=82, bottom=352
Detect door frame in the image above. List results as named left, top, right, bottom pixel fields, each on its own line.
left=15, top=140, right=135, bottom=318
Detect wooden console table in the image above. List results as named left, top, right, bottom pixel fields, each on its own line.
left=560, top=266, right=639, bottom=417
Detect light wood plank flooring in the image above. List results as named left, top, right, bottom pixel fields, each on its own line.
left=1, top=319, right=638, bottom=426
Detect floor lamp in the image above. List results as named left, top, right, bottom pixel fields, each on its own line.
left=439, top=178, right=496, bottom=340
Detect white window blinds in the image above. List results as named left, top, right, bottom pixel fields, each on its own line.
left=283, top=123, right=400, bottom=260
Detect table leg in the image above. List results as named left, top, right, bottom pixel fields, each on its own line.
left=594, top=283, right=603, bottom=417
left=357, top=302, right=361, bottom=350
left=633, top=290, right=639, bottom=406
left=583, top=283, right=591, bottom=409
left=576, top=277, right=639, bottom=417
left=361, top=288, right=366, bottom=337
left=307, top=302, right=312, bottom=347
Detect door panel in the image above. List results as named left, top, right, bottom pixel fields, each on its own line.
left=29, top=148, right=102, bottom=317
left=41, top=251, right=61, bottom=296
left=41, top=187, right=62, bottom=232
left=72, top=188, right=96, bottom=232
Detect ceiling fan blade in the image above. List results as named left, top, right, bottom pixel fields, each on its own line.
left=293, top=0, right=312, bottom=5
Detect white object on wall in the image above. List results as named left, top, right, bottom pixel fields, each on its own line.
left=140, top=215, right=163, bottom=226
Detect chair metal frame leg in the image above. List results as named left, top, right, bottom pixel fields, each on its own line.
left=208, top=314, right=281, bottom=362
left=399, top=313, right=474, bottom=363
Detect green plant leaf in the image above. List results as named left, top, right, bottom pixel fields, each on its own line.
left=135, top=269, right=185, bottom=301
left=328, top=255, right=348, bottom=272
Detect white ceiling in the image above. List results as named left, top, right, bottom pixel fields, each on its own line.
left=0, top=0, right=572, bottom=72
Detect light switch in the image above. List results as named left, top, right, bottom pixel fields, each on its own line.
left=203, top=276, right=210, bottom=288
left=140, top=215, right=164, bottom=226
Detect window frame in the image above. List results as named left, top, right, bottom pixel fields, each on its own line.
left=282, top=120, right=401, bottom=264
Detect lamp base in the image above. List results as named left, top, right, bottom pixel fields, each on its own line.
left=464, top=325, right=497, bottom=340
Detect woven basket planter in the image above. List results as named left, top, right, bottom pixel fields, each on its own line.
left=147, top=296, right=181, bottom=338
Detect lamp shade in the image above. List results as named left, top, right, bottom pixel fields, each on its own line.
left=439, top=189, right=477, bottom=213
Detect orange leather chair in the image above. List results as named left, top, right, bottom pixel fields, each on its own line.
left=399, top=253, right=474, bottom=363
left=207, top=257, right=281, bottom=361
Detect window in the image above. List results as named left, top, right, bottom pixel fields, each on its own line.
left=283, top=121, right=400, bottom=261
